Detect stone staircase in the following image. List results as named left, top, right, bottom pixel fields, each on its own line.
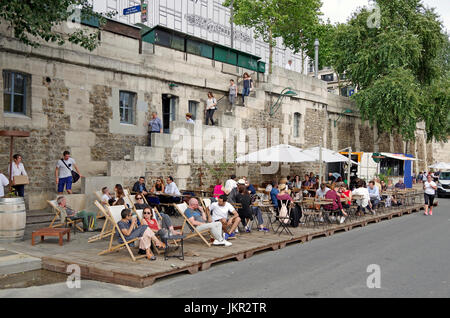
left=81, top=87, right=267, bottom=212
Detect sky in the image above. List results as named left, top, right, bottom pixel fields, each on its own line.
left=321, top=0, right=450, bottom=33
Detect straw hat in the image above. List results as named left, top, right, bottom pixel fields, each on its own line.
left=279, top=184, right=287, bottom=191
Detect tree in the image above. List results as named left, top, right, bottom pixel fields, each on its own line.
left=223, top=0, right=322, bottom=74
left=0, top=0, right=116, bottom=51
left=332, top=0, right=449, bottom=142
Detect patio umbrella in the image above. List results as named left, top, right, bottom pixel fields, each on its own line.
left=429, top=162, right=450, bottom=170
left=300, top=146, right=359, bottom=164
left=236, top=144, right=313, bottom=163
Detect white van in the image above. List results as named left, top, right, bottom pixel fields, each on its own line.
left=437, top=171, right=450, bottom=198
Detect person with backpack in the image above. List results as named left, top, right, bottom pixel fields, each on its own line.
left=55, top=151, right=83, bottom=195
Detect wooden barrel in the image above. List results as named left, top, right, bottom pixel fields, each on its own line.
left=0, top=197, right=26, bottom=242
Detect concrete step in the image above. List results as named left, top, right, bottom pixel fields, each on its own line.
left=0, top=248, right=42, bottom=275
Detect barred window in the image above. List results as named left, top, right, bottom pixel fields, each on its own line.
left=293, top=112, right=301, bottom=138
left=119, top=91, right=136, bottom=124
left=188, top=101, right=199, bottom=120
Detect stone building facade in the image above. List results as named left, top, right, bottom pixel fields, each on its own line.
left=0, top=21, right=447, bottom=211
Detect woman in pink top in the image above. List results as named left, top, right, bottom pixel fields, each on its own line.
left=324, top=183, right=348, bottom=224
left=213, top=180, right=225, bottom=199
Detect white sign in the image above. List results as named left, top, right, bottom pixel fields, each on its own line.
left=185, top=14, right=253, bottom=43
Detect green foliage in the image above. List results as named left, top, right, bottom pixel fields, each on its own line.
left=376, top=167, right=392, bottom=184
left=204, top=160, right=234, bottom=184
left=332, top=0, right=450, bottom=142
left=223, top=0, right=322, bottom=73
left=0, top=0, right=117, bottom=51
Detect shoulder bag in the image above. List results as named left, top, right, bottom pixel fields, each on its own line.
left=61, top=159, right=80, bottom=183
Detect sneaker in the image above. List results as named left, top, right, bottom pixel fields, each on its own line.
left=235, top=228, right=239, bottom=234
left=245, top=227, right=251, bottom=233
left=213, top=239, right=225, bottom=246
left=429, top=211, right=433, bottom=216
left=228, top=232, right=236, bottom=240
left=223, top=240, right=232, bottom=247
left=424, top=212, right=428, bottom=216
left=319, top=217, right=324, bottom=222
left=340, top=216, right=346, bottom=224
left=223, top=233, right=230, bottom=241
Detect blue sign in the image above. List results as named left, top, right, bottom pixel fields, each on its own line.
left=349, top=89, right=355, bottom=96
left=123, top=5, right=141, bottom=15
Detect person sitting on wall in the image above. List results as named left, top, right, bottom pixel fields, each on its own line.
left=210, top=195, right=241, bottom=240
left=56, top=196, right=98, bottom=232
left=184, top=198, right=232, bottom=246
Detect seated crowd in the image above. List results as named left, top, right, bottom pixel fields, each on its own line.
left=53, top=172, right=413, bottom=261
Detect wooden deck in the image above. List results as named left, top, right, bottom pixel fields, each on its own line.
left=42, top=203, right=424, bottom=288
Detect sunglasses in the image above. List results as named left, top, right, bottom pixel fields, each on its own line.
left=136, top=197, right=143, bottom=200
left=143, top=212, right=151, bottom=215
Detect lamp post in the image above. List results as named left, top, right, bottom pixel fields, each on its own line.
left=314, top=38, right=319, bottom=78
left=230, top=0, right=234, bottom=49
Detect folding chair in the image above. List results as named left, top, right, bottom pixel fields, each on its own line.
left=94, top=191, right=108, bottom=219
left=98, top=205, right=146, bottom=261
left=88, top=201, right=116, bottom=243
left=174, top=202, right=212, bottom=247
left=274, top=200, right=293, bottom=235
left=301, top=198, right=321, bottom=228
left=48, top=200, right=84, bottom=233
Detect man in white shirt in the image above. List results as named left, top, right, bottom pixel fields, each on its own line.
left=0, top=172, right=9, bottom=198
left=100, top=186, right=113, bottom=206
left=224, top=175, right=237, bottom=195
left=315, top=183, right=330, bottom=199
left=209, top=195, right=240, bottom=240
left=352, top=180, right=371, bottom=215
left=55, top=151, right=83, bottom=195
left=163, top=176, right=181, bottom=204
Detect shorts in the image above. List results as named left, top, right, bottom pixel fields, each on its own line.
left=424, top=193, right=435, bottom=206
left=58, top=176, right=73, bottom=193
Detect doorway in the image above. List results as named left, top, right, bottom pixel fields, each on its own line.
left=162, top=94, right=178, bottom=134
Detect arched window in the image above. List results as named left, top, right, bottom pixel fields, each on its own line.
left=293, top=112, right=301, bottom=138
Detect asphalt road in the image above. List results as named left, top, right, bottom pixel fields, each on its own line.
left=1, top=198, right=449, bottom=298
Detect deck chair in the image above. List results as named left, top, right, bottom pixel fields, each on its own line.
left=94, top=191, right=108, bottom=219
left=174, top=202, right=212, bottom=247
left=48, top=200, right=84, bottom=233
left=88, top=201, right=116, bottom=243
left=98, top=205, right=146, bottom=261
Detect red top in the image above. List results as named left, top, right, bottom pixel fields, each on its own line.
left=143, top=218, right=159, bottom=232
left=340, top=190, right=352, bottom=205
left=213, top=185, right=225, bottom=198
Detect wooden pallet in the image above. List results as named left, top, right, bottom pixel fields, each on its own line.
left=41, top=204, right=424, bottom=288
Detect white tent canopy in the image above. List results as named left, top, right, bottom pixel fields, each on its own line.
left=300, top=147, right=359, bottom=164
left=236, top=144, right=313, bottom=163
left=429, top=162, right=450, bottom=170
